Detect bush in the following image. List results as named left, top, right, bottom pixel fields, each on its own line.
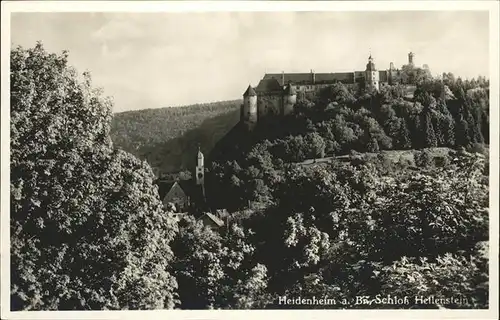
left=414, top=149, right=435, bottom=167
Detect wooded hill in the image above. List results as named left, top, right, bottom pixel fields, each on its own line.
left=110, top=100, right=241, bottom=174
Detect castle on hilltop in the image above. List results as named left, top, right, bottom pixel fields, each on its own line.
left=241, top=52, right=427, bottom=127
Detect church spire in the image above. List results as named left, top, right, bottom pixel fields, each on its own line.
left=195, top=144, right=204, bottom=185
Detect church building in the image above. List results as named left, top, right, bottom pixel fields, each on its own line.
left=158, top=146, right=208, bottom=215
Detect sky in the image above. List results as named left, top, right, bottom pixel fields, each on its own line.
left=11, top=11, right=489, bottom=113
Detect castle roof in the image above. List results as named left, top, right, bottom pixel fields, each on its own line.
left=263, top=72, right=356, bottom=85
left=243, top=85, right=256, bottom=97
left=263, top=73, right=310, bottom=85
left=315, top=72, right=355, bottom=84
left=255, top=78, right=283, bottom=93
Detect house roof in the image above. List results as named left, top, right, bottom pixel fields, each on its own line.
left=157, top=179, right=206, bottom=204
left=158, top=180, right=176, bottom=199
left=204, top=212, right=225, bottom=227
left=243, top=85, right=257, bottom=97
left=255, top=78, right=283, bottom=93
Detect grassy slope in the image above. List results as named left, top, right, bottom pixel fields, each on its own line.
left=111, top=100, right=242, bottom=173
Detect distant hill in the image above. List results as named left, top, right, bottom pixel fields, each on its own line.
left=111, top=100, right=242, bottom=174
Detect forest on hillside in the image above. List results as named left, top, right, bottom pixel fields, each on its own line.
left=10, top=43, right=490, bottom=311
left=111, top=99, right=241, bottom=173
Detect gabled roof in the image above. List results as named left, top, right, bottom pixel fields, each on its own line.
left=162, top=181, right=188, bottom=203
left=157, top=179, right=204, bottom=201
left=158, top=180, right=176, bottom=199
left=178, top=180, right=207, bottom=210
left=243, top=85, right=257, bottom=97
left=204, top=212, right=225, bottom=227
left=255, top=78, right=283, bottom=93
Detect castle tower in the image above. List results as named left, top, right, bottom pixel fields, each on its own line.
left=195, top=146, right=204, bottom=185
left=408, top=52, right=415, bottom=66
left=242, top=85, right=258, bottom=127
left=365, top=54, right=379, bottom=91
left=282, top=83, right=297, bottom=116
left=311, top=69, right=316, bottom=84
left=388, top=62, right=396, bottom=85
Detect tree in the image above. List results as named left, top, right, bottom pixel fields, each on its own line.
left=305, top=132, right=326, bottom=158
left=422, top=109, right=437, bottom=148
left=439, top=115, right=456, bottom=147
left=396, top=119, right=412, bottom=149
left=455, top=118, right=471, bottom=147
left=320, top=82, right=356, bottom=106
left=172, top=216, right=270, bottom=309
left=10, top=43, right=178, bottom=310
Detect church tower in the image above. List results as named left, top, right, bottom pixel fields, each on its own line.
left=365, top=54, right=379, bottom=91
left=195, top=146, right=204, bottom=185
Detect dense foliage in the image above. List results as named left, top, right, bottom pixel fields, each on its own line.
left=209, top=152, right=488, bottom=309
left=10, top=43, right=178, bottom=310
left=171, top=216, right=269, bottom=309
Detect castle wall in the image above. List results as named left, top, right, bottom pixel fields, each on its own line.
left=257, top=94, right=282, bottom=118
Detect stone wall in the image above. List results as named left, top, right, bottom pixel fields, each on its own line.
left=257, top=94, right=282, bottom=118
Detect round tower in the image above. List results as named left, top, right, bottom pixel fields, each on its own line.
left=282, top=83, right=297, bottom=116
left=365, top=54, right=379, bottom=91
left=242, top=85, right=257, bottom=126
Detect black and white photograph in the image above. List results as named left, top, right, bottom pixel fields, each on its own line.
left=1, top=1, right=499, bottom=319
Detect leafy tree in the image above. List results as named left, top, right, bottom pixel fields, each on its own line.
left=455, top=118, right=471, bottom=147
left=422, top=110, right=437, bottom=147
left=396, top=119, right=412, bottom=149
left=378, top=250, right=488, bottom=308
left=318, top=82, right=355, bottom=106
left=305, top=132, right=326, bottom=158
left=172, top=216, right=270, bottom=309
left=10, top=43, right=178, bottom=310
left=440, top=115, right=456, bottom=147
